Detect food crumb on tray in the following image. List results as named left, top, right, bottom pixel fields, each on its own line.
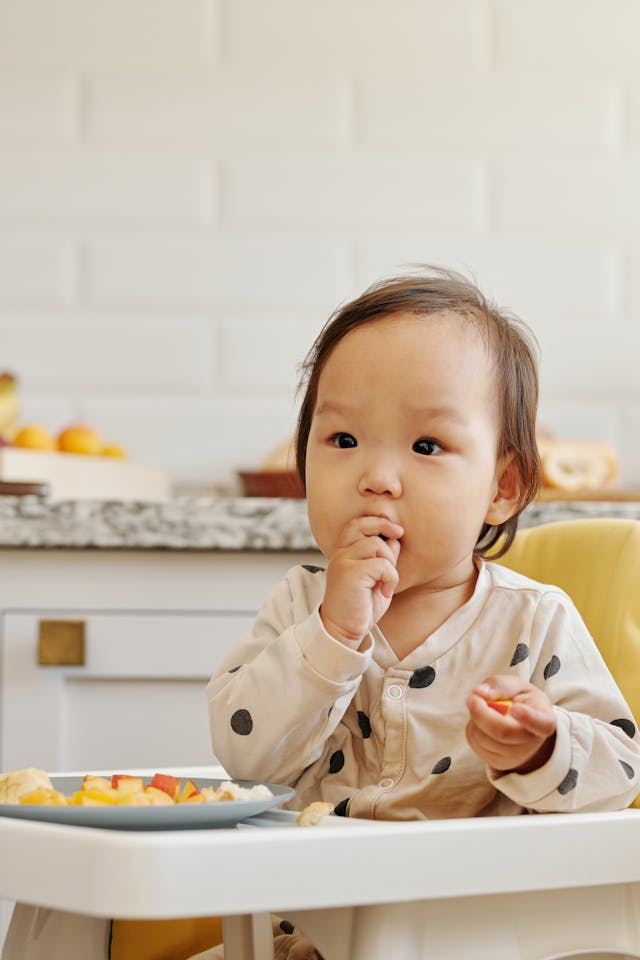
left=296, top=801, right=334, bottom=826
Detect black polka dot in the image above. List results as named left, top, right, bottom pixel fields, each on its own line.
left=279, top=921, right=295, bottom=935
left=557, top=768, right=578, bottom=795
left=543, top=655, right=560, bottom=679
left=620, top=759, right=636, bottom=780
left=510, top=643, right=529, bottom=667
left=302, top=564, right=325, bottom=574
left=357, top=711, right=372, bottom=738
left=409, top=666, right=435, bottom=688
left=329, top=749, right=345, bottom=774
left=228, top=665, right=241, bottom=674
left=431, top=756, right=451, bottom=775
left=230, top=709, right=253, bottom=735
left=612, top=718, right=637, bottom=739
left=333, top=798, right=350, bottom=817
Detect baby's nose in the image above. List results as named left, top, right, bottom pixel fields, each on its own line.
left=358, top=461, right=402, bottom=497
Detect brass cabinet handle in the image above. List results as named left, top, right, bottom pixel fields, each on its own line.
left=38, top=620, right=86, bottom=666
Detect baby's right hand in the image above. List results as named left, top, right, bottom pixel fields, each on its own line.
left=319, top=515, right=403, bottom=649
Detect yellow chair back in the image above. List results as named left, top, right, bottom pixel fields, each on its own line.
left=496, top=517, right=640, bottom=809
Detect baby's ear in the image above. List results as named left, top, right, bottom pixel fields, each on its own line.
left=485, top=451, right=522, bottom=525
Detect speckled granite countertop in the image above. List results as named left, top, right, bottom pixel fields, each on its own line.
left=1, top=496, right=640, bottom=551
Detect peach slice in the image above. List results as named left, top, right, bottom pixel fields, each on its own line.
left=487, top=698, right=513, bottom=715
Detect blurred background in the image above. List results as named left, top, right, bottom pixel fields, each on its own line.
left=1, top=0, right=639, bottom=492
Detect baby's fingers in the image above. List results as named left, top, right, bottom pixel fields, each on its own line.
left=509, top=701, right=556, bottom=738
left=371, top=557, right=400, bottom=596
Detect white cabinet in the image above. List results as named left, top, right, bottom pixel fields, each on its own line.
left=2, top=612, right=254, bottom=771
left=0, top=547, right=319, bottom=773
left=0, top=546, right=318, bottom=947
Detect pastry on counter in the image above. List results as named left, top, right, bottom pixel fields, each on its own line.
left=537, top=436, right=619, bottom=493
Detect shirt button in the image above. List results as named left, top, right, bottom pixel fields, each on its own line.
left=379, top=778, right=394, bottom=789
left=387, top=684, right=403, bottom=699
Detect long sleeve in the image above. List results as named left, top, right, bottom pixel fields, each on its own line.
left=488, top=588, right=640, bottom=812
left=207, top=566, right=372, bottom=784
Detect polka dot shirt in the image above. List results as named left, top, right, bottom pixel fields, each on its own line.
left=208, top=561, right=640, bottom=820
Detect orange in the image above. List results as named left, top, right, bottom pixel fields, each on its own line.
left=57, top=424, right=103, bottom=456
left=14, top=424, right=56, bottom=451
left=101, top=443, right=127, bottom=459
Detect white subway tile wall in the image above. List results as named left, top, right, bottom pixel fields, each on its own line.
left=0, top=0, right=638, bottom=487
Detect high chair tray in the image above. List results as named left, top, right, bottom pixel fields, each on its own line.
left=0, top=776, right=294, bottom=830
left=4, top=809, right=640, bottom=960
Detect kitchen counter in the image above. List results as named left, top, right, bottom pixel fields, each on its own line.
left=1, top=495, right=640, bottom=551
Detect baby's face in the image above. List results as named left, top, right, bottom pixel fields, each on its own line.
left=305, top=311, right=513, bottom=595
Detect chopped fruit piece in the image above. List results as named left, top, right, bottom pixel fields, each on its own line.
left=179, top=779, right=200, bottom=802
left=19, top=787, right=67, bottom=806
left=126, top=793, right=156, bottom=807
left=69, top=790, right=118, bottom=806
left=82, top=775, right=111, bottom=792
left=72, top=796, right=112, bottom=807
left=149, top=773, right=181, bottom=800
left=111, top=775, right=144, bottom=795
left=142, top=786, right=174, bottom=806
left=487, top=698, right=513, bottom=715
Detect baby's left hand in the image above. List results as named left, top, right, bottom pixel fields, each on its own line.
left=466, top=675, right=557, bottom=773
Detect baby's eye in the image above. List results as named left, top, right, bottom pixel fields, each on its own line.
left=412, top=438, right=442, bottom=456
left=331, top=432, right=357, bottom=449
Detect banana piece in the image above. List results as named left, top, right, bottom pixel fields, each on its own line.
left=0, top=372, right=18, bottom=440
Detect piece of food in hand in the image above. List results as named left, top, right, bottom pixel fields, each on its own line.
left=0, top=767, right=53, bottom=803
left=486, top=698, right=513, bottom=715
left=297, top=801, right=334, bottom=826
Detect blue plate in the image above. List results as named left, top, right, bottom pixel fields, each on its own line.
left=0, top=776, right=295, bottom=830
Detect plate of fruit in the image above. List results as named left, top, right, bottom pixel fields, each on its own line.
left=0, top=768, right=295, bottom=830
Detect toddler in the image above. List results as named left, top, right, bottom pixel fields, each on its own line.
left=202, top=267, right=640, bottom=958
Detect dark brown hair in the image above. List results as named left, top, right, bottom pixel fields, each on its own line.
left=295, top=266, right=541, bottom=557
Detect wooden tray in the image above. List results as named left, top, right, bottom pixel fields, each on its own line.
left=0, top=480, right=49, bottom=497
left=0, top=449, right=169, bottom=502
left=536, top=488, right=640, bottom=502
